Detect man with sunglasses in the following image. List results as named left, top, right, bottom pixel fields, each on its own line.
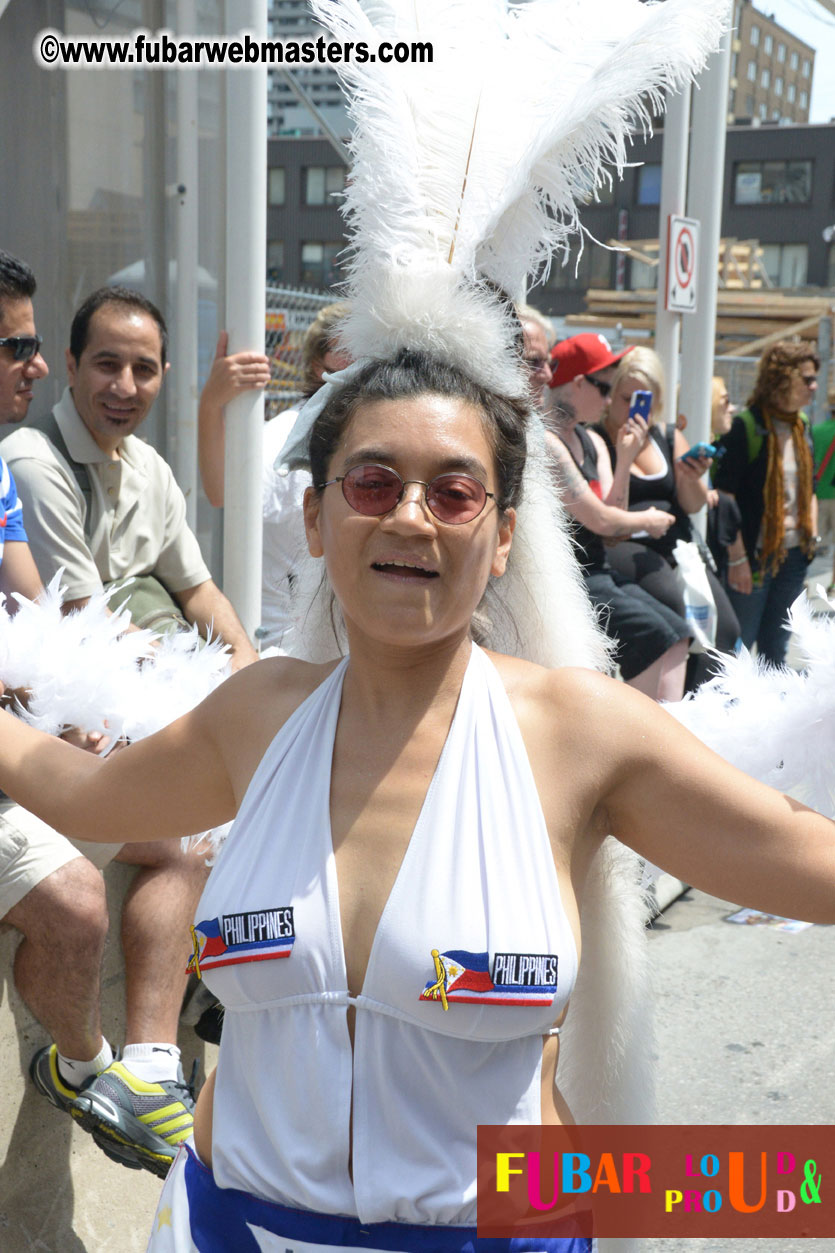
left=0, top=276, right=256, bottom=1177
left=0, top=249, right=123, bottom=1165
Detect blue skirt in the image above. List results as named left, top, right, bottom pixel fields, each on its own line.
left=147, top=1145, right=594, bottom=1253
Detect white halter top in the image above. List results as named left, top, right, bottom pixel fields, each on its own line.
left=192, top=643, right=578, bottom=1226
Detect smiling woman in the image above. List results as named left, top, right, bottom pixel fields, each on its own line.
left=1, top=1, right=831, bottom=1251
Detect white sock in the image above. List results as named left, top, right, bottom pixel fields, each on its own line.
left=120, top=1042, right=181, bottom=1083
left=57, top=1039, right=113, bottom=1088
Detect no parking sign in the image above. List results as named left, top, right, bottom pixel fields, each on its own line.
left=666, top=214, right=699, bottom=313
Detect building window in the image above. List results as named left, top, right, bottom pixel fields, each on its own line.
left=636, top=163, right=662, bottom=206
left=777, top=42, right=786, bottom=62
left=300, top=241, right=342, bottom=287
left=746, top=60, right=757, bottom=81
left=759, top=102, right=768, bottom=120
left=268, top=168, right=285, bottom=206
left=761, top=243, right=808, bottom=288
left=303, top=166, right=346, bottom=205
left=775, top=76, right=783, bottom=96
left=545, top=244, right=612, bottom=292
left=750, top=23, right=760, bottom=46
left=267, top=241, right=285, bottom=282
left=731, top=51, right=738, bottom=78
left=787, top=83, right=796, bottom=103
left=802, top=57, right=811, bottom=78
left=800, top=90, right=809, bottom=110
left=745, top=94, right=755, bottom=114
left=764, top=34, right=773, bottom=55
left=761, top=68, right=770, bottom=89
left=734, top=159, right=813, bottom=205
left=790, top=50, right=799, bottom=70
left=629, top=256, right=659, bottom=291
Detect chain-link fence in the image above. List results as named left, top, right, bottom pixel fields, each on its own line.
left=265, top=284, right=337, bottom=416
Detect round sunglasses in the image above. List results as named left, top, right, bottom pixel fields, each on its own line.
left=0, top=335, right=43, bottom=362
left=317, top=463, right=496, bottom=525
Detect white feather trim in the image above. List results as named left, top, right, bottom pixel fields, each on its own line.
left=310, top=0, right=727, bottom=394
left=0, top=574, right=232, bottom=849
left=670, top=592, right=835, bottom=819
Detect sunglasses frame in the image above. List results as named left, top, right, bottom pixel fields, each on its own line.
left=584, top=373, right=611, bottom=398
left=317, top=463, right=496, bottom=525
left=0, top=334, right=43, bottom=362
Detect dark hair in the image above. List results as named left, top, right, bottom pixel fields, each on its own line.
left=69, top=286, right=169, bottom=367
left=748, top=340, right=820, bottom=412
left=308, top=349, right=529, bottom=512
left=0, top=250, right=37, bottom=317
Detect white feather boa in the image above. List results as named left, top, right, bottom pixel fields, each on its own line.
left=310, top=0, right=728, bottom=397
left=670, top=591, right=835, bottom=819
left=0, top=573, right=231, bottom=742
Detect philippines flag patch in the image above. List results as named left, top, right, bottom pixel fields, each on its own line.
left=419, top=948, right=558, bottom=1009
left=187, top=907, right=295, bottom=976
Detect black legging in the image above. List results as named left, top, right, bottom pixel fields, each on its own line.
left=605, top=540, right=741, bottom=692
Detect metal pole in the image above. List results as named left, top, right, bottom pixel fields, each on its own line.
left=174, top=0, right=199, bottom=528
left=222, top=0, right=267, bottom=641
left=278, top=70, right=350, bottom=164
left=654, top=82, right=691, bottom=428
left=813, top=316, right=832, bottom=426
left=679, top=14, right=733, bottom=450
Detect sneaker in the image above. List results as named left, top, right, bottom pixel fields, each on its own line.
left=180, top=977, right=224, bottom=1043
left=29, top=1044, right=93, bottom=1115
left=72, top=1059, right=197, bottom=1179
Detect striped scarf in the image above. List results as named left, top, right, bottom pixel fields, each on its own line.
left=760, top=408, right=815, bottom=576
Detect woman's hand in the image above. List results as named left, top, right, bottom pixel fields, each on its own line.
left=202, top=332, right=272, bottom=411
left=642, top=507, right=676, bottom=539
left=727, top=555, right=753, bottom=595
left=615, top=413, right=649, bottom=465
left=677, top=452, right=712, bottom=481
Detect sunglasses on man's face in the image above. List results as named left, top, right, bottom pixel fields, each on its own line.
left=317, top=463, right=496, bottom=525
left=0, top=335, right=43, bottom=362
left=584, top=374, right=611, bottom=398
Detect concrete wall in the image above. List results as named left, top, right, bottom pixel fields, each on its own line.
left=0, top=863, right=217, bottom=1252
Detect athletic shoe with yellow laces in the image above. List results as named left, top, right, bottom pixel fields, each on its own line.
left=71, top=1058, right=197, bottom=1179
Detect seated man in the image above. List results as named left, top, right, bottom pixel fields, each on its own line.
left=0, top=279, right=255, bottom=1176
left=2, top=285, right=257, bottom=666
left=0, top=250, right=112, bottom=1149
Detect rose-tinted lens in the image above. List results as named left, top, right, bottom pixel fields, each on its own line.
left=426, top=474, right=486, bottom=524
left=342, top=465, right=403, bottom=515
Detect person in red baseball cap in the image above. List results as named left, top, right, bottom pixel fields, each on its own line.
left=549, top=331, right=631, bottom=394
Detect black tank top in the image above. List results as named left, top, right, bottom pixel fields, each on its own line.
left=558, top=425, right=607, bottom=573
left=593, top=424, right=690, bottom=559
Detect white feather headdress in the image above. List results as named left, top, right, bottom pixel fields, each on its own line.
left=311, top=0, right=729, bottom=396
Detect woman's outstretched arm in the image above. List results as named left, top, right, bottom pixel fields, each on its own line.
left=553, top=668, right=835, bottom=923
left=0, top=659, right=291, bottom=844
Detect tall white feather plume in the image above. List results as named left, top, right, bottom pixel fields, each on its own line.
left=309, top=0, right=728, bottom=395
